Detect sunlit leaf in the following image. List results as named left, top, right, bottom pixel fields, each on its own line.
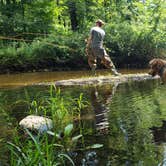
left=72, top=134, right=82, bottom=142
left=64, top=124, right=73, bottom=136
left=47, top=130, right=55, bottom=136
left=58, top=153, right=75, bottom=166
left=85, top=144, right=103, bottom=150
left=53, top=144, right=64, bottom=148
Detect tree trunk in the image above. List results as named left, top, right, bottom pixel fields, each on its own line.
left=68, top=1, right=78, bottom=31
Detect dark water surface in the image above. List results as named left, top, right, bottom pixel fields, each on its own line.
left=0, top=70, right=166, bottom=165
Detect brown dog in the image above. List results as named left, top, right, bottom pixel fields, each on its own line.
left=149, top=58, right=166, bottom=84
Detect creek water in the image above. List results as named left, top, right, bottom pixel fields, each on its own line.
left=0, top=69, right=166, bottom=166
left=0, top=69, right=147, bottom=88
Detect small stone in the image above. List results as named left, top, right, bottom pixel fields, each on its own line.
left=19, top=115, right=53, bottom=133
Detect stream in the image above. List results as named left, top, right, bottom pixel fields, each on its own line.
left=0, top=69, right=166, bottom=166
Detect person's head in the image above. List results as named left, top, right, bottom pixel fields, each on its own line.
left=96, top=19, right=105, bottom=27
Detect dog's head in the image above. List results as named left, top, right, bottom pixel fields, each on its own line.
left=148, top=58, right=166, bottom=77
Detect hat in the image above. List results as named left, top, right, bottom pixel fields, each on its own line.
left=96, top=19, right=105, bottom=25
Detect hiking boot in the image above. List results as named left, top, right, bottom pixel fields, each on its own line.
left=111, top=68, right=121, bottom=76
left=91, top=66, right=96, bottom=76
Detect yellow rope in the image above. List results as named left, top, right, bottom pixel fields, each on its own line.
left=0, top=36, right=76, bottom=52
left=13, top=32, right=49, bottom=37
left=0, top=36, right=32, bottom=42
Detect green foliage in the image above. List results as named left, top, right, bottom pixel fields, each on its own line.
left=105, top=20, right=165, bottom=67
left=0, top=0, right=165, bottom=72
left=0, top=0, right=55, bottom=36
left=6, top=85, right=104, bottom=165
left=29, top=85, right=88, bottom=131
left=8, top=129, right=76, bottom=166
left=0, top=32, right=87, bottom=73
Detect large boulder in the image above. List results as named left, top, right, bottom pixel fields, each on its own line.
left=19, top=115, right=53, bottom=133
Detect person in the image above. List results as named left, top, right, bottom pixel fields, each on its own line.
left=85, top=19, right=121, bottom=76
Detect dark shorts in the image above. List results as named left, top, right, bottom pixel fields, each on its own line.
left=86, top=44, right=114, bottom=69
left=91, top=47, right=106, bottom=59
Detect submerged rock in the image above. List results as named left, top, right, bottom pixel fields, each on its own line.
left=82, top=151, right=98, bottom=166
left=19, top=115, right=53, bottom=133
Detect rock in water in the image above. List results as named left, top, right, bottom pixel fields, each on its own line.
left=19, top=115, right=53, bottom=133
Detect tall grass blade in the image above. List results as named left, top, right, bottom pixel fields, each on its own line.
left=7, top=142, right=26, bottom=165
left=58, top=153, right=75, bottom=166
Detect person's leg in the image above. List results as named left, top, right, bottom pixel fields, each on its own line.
left=87, top=49, right=97, bottom=75
left=101, top=54, right=120, bottom=76
left=86, top=44, right=97, bottom=75
left=88, top=55, right=97, bottom=75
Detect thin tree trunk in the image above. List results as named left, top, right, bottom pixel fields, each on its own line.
left=68, top=1, right=78, bottom=31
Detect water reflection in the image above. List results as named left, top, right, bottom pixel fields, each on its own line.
left=152, top=121, right=166, bottom=166
left=90, top=83, right=118, bottom=134
left=152, top=121, right=166, bottom=144
left=76, top=80, right=166, bottom=165
left=0, top=79, right=166, bottom=165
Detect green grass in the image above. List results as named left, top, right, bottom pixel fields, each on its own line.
left=7, top=85, right=88, bottom=166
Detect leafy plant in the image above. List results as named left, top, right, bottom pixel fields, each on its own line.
left=8, top=128, right=76, bottom=166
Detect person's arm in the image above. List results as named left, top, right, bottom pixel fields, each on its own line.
left=85, top=28, right=93, bottom=56
left=85, top=35, right=92, bottom=45
left=86, top=28, right=94, bottom=45
left=85, top=35, right=92, bottom=56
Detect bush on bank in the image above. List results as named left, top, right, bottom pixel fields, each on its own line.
left=0, top=32, right=87, bottom=73
left=0, top=23, right=165, bottom=73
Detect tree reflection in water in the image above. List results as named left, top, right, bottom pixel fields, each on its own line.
left=151, top=121, right=166, bottom=166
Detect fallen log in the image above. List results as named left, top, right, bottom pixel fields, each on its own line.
left=37, top=74, right=159, bottom=86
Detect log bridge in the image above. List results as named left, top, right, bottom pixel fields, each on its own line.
left=38, top=73, right=159, bottom=86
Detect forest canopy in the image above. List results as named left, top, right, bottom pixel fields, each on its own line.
left=0, top=0, right=165, bottom=72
